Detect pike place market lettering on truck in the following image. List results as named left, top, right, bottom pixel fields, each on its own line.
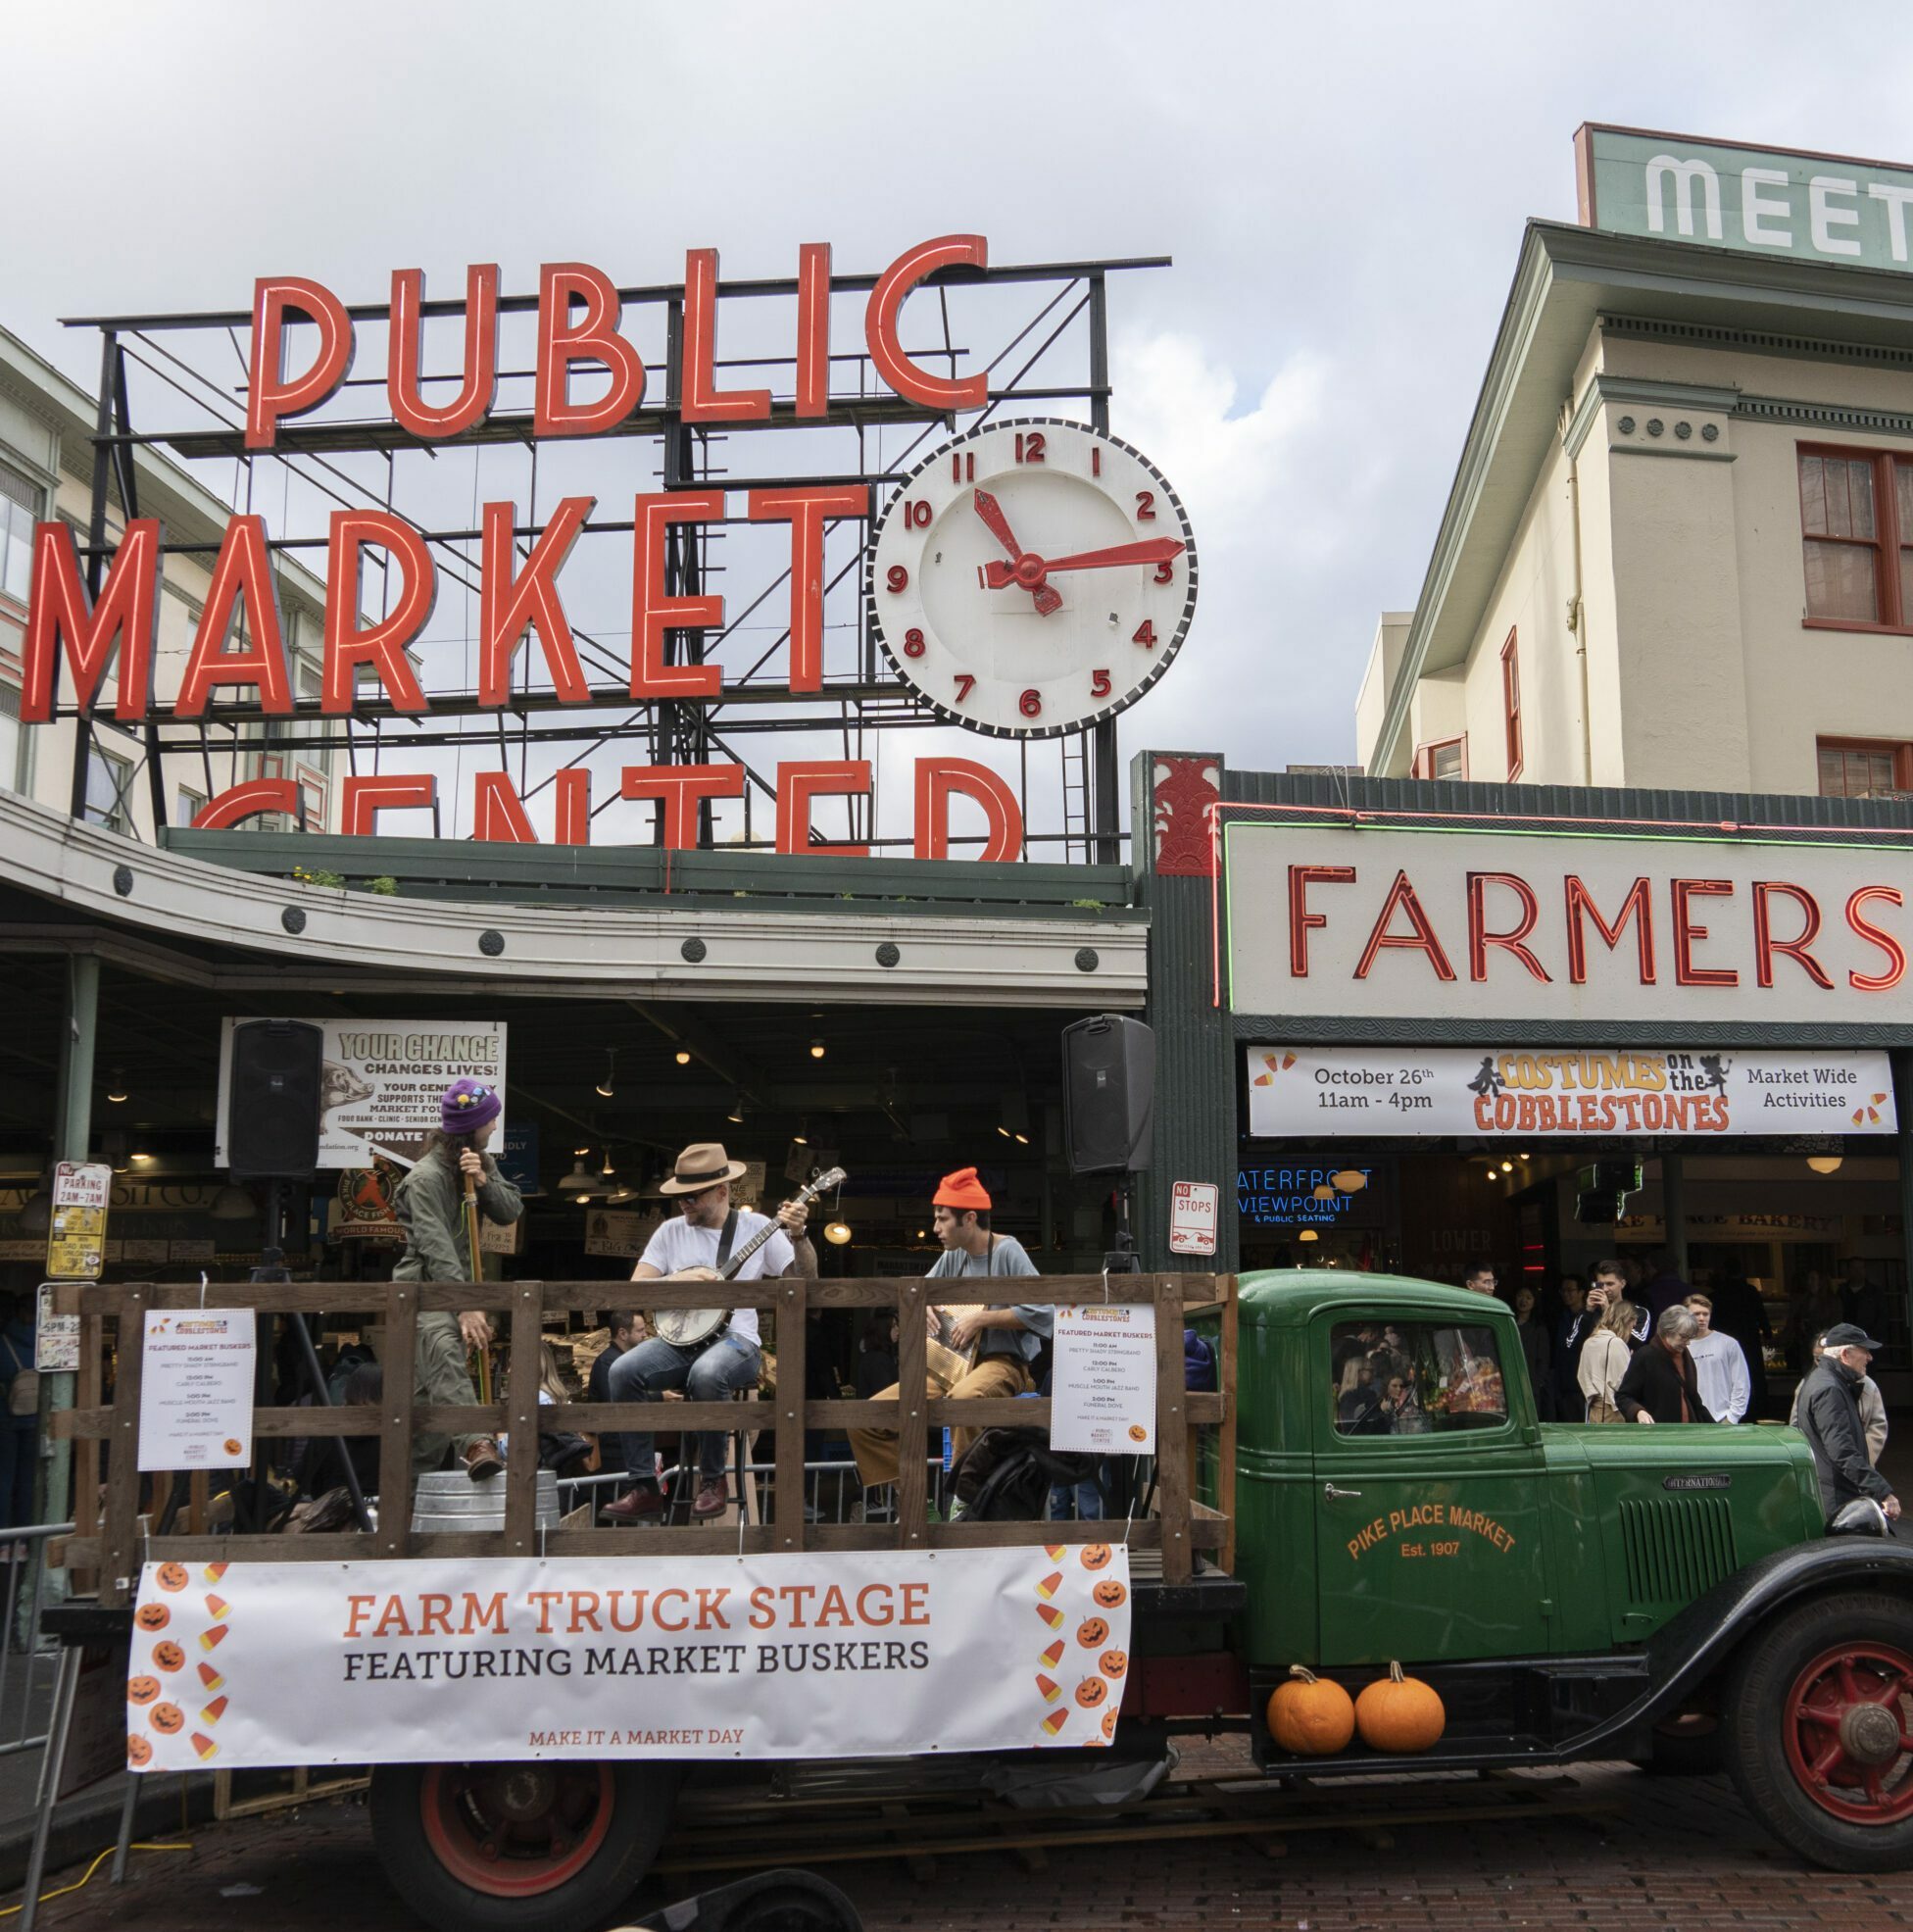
left=1346, top=1502, right=1518, bottom=1563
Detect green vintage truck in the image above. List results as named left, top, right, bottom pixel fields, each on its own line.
left=1211, top=1267, right=1913, bottom=1872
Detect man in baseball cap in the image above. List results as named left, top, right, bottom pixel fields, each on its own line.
left=1794, top=1321, right=1900, bottom=1528
left=849, top=1165, right=1052, bottom=1488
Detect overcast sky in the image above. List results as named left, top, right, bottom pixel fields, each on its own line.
left=10, top=1, right=1913, bottom=835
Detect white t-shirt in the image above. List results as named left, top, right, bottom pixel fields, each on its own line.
left=639, top=1211, right=794, bottom=1348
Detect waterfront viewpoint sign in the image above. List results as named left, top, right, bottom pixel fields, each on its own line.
left=1577, top=124, right=1913, bottom=273
left=1225, top=818, right=1910, bottom=1028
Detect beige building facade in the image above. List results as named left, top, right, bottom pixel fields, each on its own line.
left=1358, top=132, right=1913, bottom=804
left=0, top=325, right=334, bottom=840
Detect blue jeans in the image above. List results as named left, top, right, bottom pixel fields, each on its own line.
left=610, top=1333, right=761, bottom=1483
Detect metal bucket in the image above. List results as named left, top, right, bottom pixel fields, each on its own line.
left=410, top=1468, right=563, bottom=1534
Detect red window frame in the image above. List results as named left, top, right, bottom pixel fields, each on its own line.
left=1411, top=735, right=1467, bottom=781
left=1499, top=628, right=1522, bottom=779
left=1797, top=442, right=1913, bottom=634
left=1817, top=736, right=1913, bottom=797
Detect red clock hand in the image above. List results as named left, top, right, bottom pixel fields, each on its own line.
left=970, top=488, right=1061, bottom=616
left=982, top=537, right=1184, bottom=586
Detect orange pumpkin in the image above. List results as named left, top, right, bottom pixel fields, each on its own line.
left=150, top=1702, right=184, bottom=1735
left=1266, top=1664, right=1355, bottom=1756
left=126, top=1676, right=161, bottom=1707
left=1075, top=1616, right=1108, bottom=1648
left=1080, top=1544, right=1112, bottom=1571
left=1093, top=1579, right=1128, bottom=1610
left=126, top=1735, right=153, bottom=1768
left=1354, top=1661, right=1445, bottom=1754
left=155, top=1562, right=189, bottom=1593
left=134, top=1603, right=170, bottom=1632
left=1099, top=1649, right=1128, bottom=1679
left=1074, top=1676, right=1108, bottom=1708
left=1100, top=1707, right=1118, bottom=1740
left=151, top=1641, right=184, bottom=1673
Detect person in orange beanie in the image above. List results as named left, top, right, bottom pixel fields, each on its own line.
left=849, top=1166, right=1051, bottom=1487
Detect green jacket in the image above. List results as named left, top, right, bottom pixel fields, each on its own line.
left=392, top=1147, right=522, bottom=1283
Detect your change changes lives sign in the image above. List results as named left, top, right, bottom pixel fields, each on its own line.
left=125, top=1547, right=1134, bottom=1771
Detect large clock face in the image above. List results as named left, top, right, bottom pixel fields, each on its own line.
left=865, top=418, right=1198, bottom=738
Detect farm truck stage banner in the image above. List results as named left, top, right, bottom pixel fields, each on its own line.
left=125, top=1547, right=1134, bottom=1769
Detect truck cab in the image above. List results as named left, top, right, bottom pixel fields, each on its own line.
left=1230, top=1270, right=1913, bottom=1873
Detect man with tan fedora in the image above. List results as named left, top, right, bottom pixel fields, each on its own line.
left=602, top=1142, right=813, bottom=1522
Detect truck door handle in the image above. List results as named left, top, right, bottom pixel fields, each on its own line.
left=1322, top=1483, right=1362, bottom=1501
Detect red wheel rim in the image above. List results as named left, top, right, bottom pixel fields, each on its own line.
left=420, top=1762, right=614, bottom=1897
left=1782, top=1641, right=1913, bottom=1826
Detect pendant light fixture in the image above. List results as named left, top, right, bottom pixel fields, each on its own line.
left=596, top=1050, right=617, bottom=1099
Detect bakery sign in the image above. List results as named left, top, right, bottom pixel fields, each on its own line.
left=1225, top=819, right=1910, bottom=1026
left=22, top=239, right=1197, bottom=858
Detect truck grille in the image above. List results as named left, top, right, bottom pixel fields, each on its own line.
left=1617, top=1495, right=1739, bottom=1607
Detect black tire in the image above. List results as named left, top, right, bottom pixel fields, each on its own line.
left=1723, top=1591, right=1913, bottom=1871
left=369, top=1760, right=680, bottom=1932
left=1637, top=1711, right=1726, bottom=1777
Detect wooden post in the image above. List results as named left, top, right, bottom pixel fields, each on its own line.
left=375, top=1285, right=417, bottom=1559
left=1220, top=1274, right=1240, bottom=1577
left=99, top=1292, right=147, bottom=1607
left=72, top=1313, right=103, bottom=1596
left=895, top=1281, right=927, bottom=1547
left=1153, top=1275, right=1190, bottom=1584
left=773, top=1277, right=809, bottom=1552
left=504, top=1283, right=542, bottom=1557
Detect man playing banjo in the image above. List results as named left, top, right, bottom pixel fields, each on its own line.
left=601, top=1142, right=815, bottom=1523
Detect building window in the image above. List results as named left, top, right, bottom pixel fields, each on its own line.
left=1412, top=736, right=1466, bottom=781
left=1500, top=629, right=1522, bottom=779
left=175, top=785, right=207, bottom=827
left=1818, top=737, right=1913, bottom=798
left=0, top=460, right=41, bottom=607
left=1797, top=445, right=1913, bottom=629
left=82, top=748, right=134, bottom=834
left=0, top=681, right=27, bottom=795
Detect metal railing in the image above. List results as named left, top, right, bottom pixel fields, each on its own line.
left=0, top=1524, right=75, bottom=1771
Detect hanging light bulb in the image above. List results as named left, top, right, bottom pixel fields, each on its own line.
left=558, top=1158, right=595, bottom=1194
left=1298, top=1228, right=1319, bottom=1243
left=823, top=1220, right=852, bottom=1246
left=675, top=1050, right=692, bottom=1066
left=596, top=1049, right=617, bottom=1099
left=1500, top=1160, right=1514, bottom=1174
left=809, top=1039, right=826, bottom=1060
left=727, top=1093, right=746, bottom=1124
left=601, top=1149, right=616, bottom=1177
left=105, top=1069, right=128, bottom=1104
left=1806, top=1154, right=1844, bottom=1175
left=1311, top=1183, right=1337, bottom=1202
left=1331, top=1169, right=1367, bottom=1194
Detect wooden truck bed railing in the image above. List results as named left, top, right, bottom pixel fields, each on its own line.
left=50, top=1273, right=1237, bottom=1602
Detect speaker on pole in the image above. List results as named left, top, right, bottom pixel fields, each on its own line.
left=226, top=1019, right=323, bottom=1180
left=1061, top=1016, right=1154, bottom=1175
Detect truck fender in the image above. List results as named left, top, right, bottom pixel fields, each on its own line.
left=1632, top=1536, right=1913, bottom=1727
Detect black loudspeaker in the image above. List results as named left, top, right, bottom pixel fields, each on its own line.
left=227, top=1019, right=324, bottom=1179
left=1062, top=1016, right=1154, bottom=1175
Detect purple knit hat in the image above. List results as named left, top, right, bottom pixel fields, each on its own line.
left=441, top=1078, right=502, bottom=1134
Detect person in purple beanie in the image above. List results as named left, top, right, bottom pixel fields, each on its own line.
left=392, top=1077, right=521, bottom=1484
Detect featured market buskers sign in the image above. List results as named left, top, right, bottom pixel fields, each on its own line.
left=125, top=1548, right=1134, bottom=1770
left=1225, top=822, right=1910, bottom=1025
left=1246, top=1046, right=1899, bottom=1139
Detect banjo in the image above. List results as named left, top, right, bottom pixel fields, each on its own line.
left=650, top=1166, right=847, bottom=1348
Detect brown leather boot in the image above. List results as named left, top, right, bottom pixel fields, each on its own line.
left=463, top=1438, right=505, bottom=1482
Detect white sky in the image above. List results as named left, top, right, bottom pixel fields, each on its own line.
left=10, top=0, right=1913, bottom=835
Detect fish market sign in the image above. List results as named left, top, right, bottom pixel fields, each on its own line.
left=1577, top=124, right=1913, bottom=272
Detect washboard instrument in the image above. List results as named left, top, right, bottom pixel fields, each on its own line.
left=650, top=1166, right=847, bottom=1348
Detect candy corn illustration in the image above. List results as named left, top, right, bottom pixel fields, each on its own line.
left=190, top=1732, right=219, bottom=1761
left=1045, top=1546, right=1064, bottom=1562
left=1041, top=1708, right=1069, bottom=1737
left=1036, top=1673, right=1060, bottom=1704
left=203, top=1562, right=227, bottom=1585
left=205, top=1594, right=229, bottom=1620
left=1035, top=1602, right=1063, bottom=1630
left=200, top=1623, right=228, bottom=1653
left=1041, top=1639, right=1065, bottom=1668
left=1036, top=1570, right=1063, bottom=1601
left=202, top=1696, right=227, bottom=1723
left=197, top=1662, right=223, bottom=1693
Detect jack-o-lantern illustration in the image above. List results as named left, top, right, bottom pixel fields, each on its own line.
left=1101, top=1707, right=1118, bottom=1740
left=1100, top=1649, right=1128, bottom=1679
left=1076, top=1616, right=1109, bottom=1648
left=134, top=1602, right=170, bottom=1632
left=155, top=1562, right=189, bottom=1593
left=151, top=1641, right=185, bottom=1672
left=126, top=1676, right=161, bottom=1706
left=1127, top=1424, right=1148, bottom=1443
left=150, top=1702, right=185, bottom=1735
left=1093, top=1578, right=1128, bottom=1610
left=1074, top=1676, right=1108, bottom=1708
left=126, top=1735, right=153, bottom=1768
left=1080, top=1544, right=1112, bottom=1571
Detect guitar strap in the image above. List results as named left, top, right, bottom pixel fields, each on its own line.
left=715, top=1210, right=739, bottom=1270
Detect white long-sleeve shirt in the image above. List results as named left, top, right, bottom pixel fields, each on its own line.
left=1687, top=1330, right=1750, bottom=1424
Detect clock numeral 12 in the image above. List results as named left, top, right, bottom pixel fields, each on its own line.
left=1014, top=431, right=1046, bottom=465
left=1092, top=447, right=1102, bottom=477
left=951, top=451, right=976, bottom=483
left=1091, top=669, right=1111, bottom=698
left=954, top=674, right=976, bottom=704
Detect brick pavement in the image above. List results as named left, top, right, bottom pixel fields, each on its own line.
left=13, top=1741, right=1913, bottom=1932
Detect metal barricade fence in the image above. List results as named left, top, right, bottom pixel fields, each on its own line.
left=0, top=1524, right=75, bottom=1773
